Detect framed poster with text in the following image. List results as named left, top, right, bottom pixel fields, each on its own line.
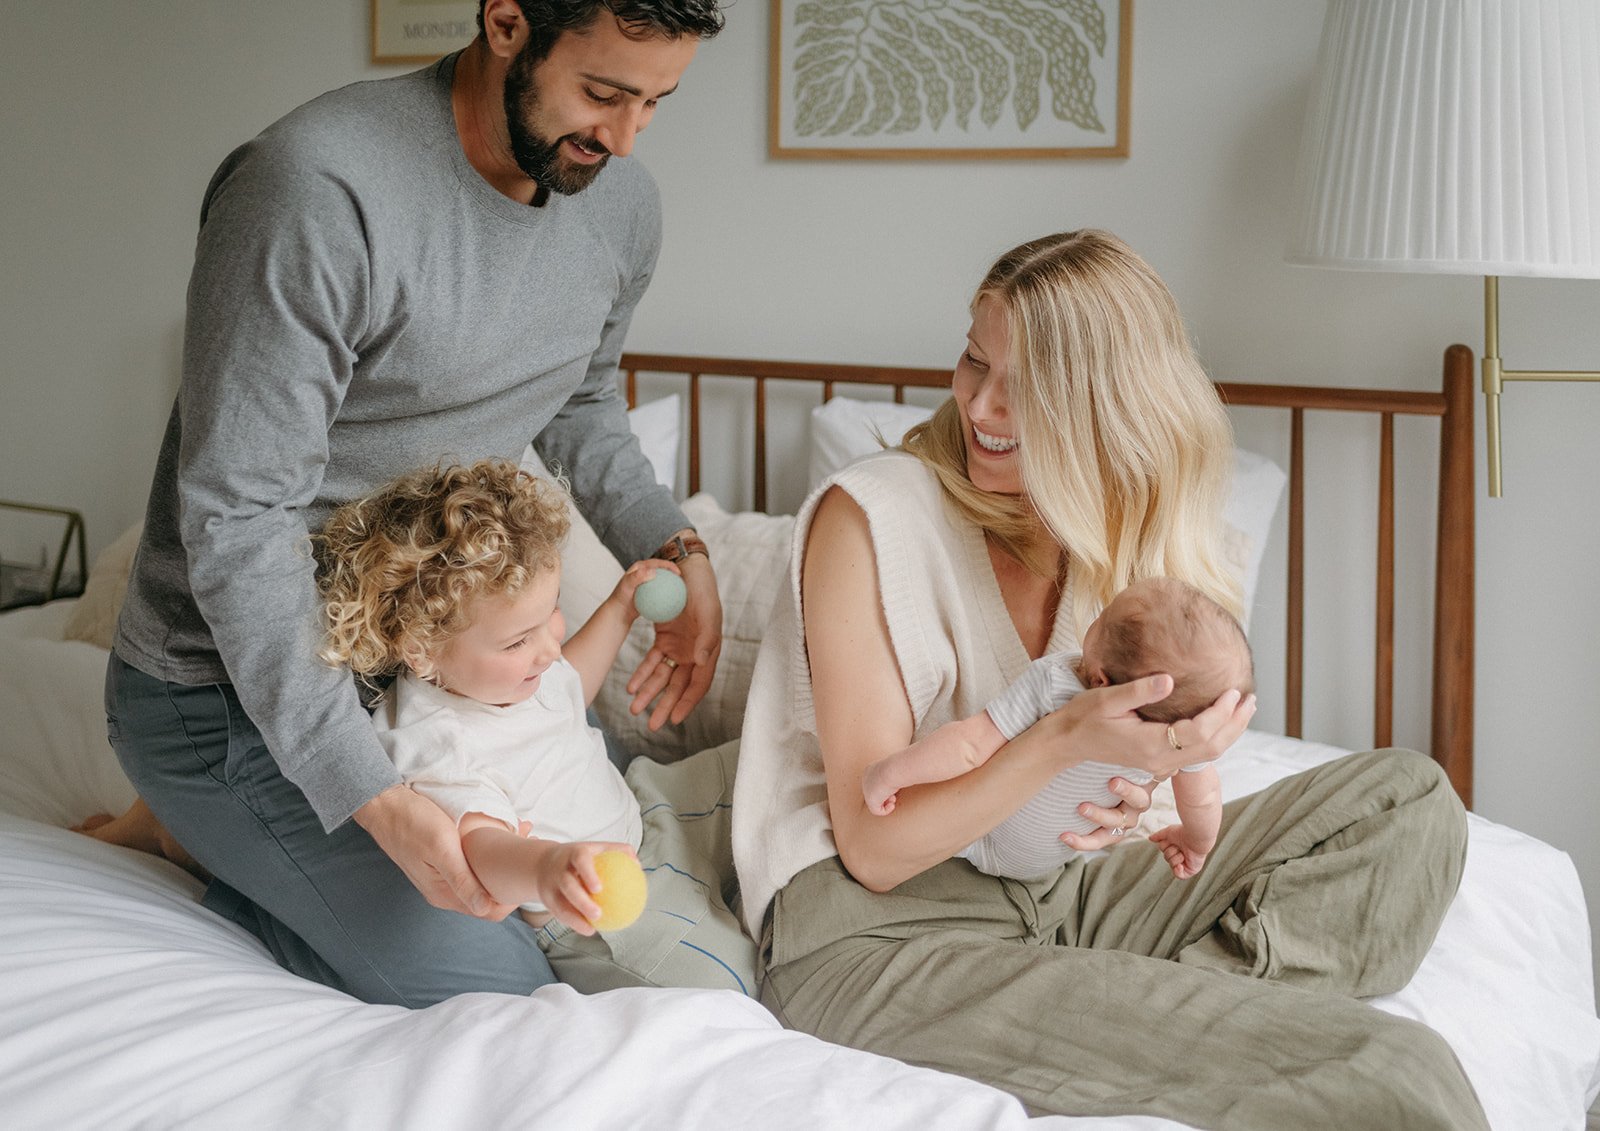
left=372, top=0, right=478, bottom=64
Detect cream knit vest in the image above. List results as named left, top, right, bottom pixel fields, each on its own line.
left=731, top=451, right=1078, bottom=937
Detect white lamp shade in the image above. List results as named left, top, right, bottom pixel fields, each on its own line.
left=1288, top=0, right=1600, bottom=279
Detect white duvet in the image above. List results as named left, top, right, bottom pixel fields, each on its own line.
left=2, top=603, right=1597, bottom=1130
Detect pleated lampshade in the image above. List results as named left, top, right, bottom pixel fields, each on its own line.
left=1287, top=0, right=1600, bottom=279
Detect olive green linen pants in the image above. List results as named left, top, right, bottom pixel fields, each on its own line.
left=760, top=749, right=1487, bottom=1130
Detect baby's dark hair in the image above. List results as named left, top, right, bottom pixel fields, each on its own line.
left=1096, top=577, right=1255, bottom=724
left=313, top=458, right=570, bottom=682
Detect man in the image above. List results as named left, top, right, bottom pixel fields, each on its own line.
left=101, top=0, right=726, bottom=1007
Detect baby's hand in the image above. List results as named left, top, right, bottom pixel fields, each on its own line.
left=863, top=788, right=899, bottom=816
left=860, top=761, right=901, bottom=816
left=534, top=840, right=634, bottom=935
left=1149, top=825, right=1208, bottom=880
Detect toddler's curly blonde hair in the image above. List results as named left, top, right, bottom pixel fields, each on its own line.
left=314, top=458, right=571, bottom=682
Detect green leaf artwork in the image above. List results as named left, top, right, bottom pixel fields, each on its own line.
left=790, top=0, right=1111, bottom=139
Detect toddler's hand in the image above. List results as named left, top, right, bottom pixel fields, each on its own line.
left=534, top=840, right=636, bottom=935
left=609, top=559, right=680, bottom=618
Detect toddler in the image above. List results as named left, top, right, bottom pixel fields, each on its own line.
left=862, top=577, right=1254, bottom=880
left=316, top=458, right=753, bottom=995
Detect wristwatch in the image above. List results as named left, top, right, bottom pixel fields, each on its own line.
left=654, top=533, right=709, bottom=564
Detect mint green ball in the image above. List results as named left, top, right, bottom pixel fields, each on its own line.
left=634, top=571, right=687, bottom=623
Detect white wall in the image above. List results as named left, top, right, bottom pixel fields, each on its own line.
left=3, top=2, right=1596, bottom=998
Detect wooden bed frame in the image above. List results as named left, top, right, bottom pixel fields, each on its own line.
left=619, top=346, right=1477, bottom=807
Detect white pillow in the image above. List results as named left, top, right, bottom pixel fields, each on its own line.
left=61, top=522, right=144, bottom=651
left=531, top=394, right=681, bottom=496
left=807, top=397, right=940, bottom=494
left=620, top=394, right=682, bottom=496
left=808, top=396, right=1286, bottom=620
left=588, top=495, right=793, bottom=763
left=1222, top=448, right=1287, bottom=624
left=519, top=395, right=790, bottom=762
left=515, top=481, right=792, bottom=764
left=0, top=632, right=136, bottom=825
left=520, top=396, right=683, bottom=642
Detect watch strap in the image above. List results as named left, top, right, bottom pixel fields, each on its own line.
left=655, top=533, right=709, bottom=563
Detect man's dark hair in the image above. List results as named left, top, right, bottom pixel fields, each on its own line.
left=478, top=0, right=725, bottom=66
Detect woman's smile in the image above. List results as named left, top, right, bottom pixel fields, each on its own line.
left=971, top=426, right=1018, bottom=454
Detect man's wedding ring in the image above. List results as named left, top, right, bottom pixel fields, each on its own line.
left=1166, top=724, right=1183, bottom=751
left=662, top=657, right=679, bottom=670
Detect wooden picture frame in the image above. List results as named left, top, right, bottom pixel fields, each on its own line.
left=770, top=0, right=1131, bottom=159
left=371, top=0, right=479, bottom=65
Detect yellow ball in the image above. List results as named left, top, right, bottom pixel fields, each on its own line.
left=590, top=849, right=648, bottom=932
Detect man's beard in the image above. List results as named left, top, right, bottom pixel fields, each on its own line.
left=503, top=43, right=609, bottom=197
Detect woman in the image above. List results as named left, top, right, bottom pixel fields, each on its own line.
left=730, top=231, right=1485, bottom=1128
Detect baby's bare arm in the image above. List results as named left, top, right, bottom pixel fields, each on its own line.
left=861, top=712, right=1007, bottom=815
left=1170, top=764, right=1223, bottom=853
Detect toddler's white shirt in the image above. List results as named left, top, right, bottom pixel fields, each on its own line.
left=374, top=663, right=642, bottom=909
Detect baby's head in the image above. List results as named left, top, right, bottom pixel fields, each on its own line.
left=1080, top=578, right=1254, bottom=724
left=315, top=458, right=571, bottom=705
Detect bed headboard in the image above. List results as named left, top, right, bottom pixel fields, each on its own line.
left=619, top=346, right=1476, bottom=807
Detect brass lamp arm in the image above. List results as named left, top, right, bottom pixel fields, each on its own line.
left=1481, top=275, right=1600, bottom=497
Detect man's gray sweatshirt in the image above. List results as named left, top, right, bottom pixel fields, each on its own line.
left=114, top=55, right=686, bottom=829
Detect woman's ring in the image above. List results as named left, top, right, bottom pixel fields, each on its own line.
left=1110, top=826, right=1125, bottom=837
left=662, top=657, right=679, bottom=670
left=1166, top=724, right=1183, bottom=751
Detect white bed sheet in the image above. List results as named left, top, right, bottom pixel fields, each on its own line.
left=2, top=603, right=1597, bottom=1129
left=1, top=818, right=1071, bottom=1130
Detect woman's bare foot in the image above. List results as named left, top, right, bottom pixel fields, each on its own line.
left=71, top=798, right=209, bottom=881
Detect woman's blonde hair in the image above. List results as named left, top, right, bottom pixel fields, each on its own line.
left=314, top=458, right=571, bottom=682
left=904, top=229, right=1240, bottom=631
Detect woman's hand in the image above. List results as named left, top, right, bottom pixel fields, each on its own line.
left=1059, top=775, right=1156, bottom=852
left=1048, top=674, right=1256, bottom=846
left=626, top=552, right=722, bottom=730
left=1160, top=681, right=1257, bottom=766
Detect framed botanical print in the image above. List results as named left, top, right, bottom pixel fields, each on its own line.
left=770, top=0, right=1132, bottom=159
left=371, top=0, right=479, bottom=65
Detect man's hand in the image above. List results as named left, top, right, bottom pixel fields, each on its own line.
left=353, top=785, right=518, bottom=920
left=626, top=550, right=722, bottom=729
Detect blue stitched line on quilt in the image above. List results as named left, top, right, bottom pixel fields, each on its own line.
left=644, top=860, right=710, bottom=890
left=637, top=801, right=732, bottom=820
left=679, top=939, right=749, bottom=994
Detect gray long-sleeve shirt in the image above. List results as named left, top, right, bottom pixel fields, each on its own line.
left=114, top=55, right=686, bottom=829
